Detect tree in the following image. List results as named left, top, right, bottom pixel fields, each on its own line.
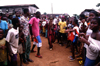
left=73, top=14, right=79, bottom=19
left=96, top=3, right=100, bottom=7
left=44, top=12, right=47, bottom=15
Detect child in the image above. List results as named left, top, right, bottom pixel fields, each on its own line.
left=55, top=18, right=60, bottom=43
left=0, top=15, right=8, bottom=37
left=79, top=17, right=100, bottom=66
left=79, top=14, right=88, bottom=33
left=6, top=18, right=20, bottom=66
left=67, top=17, right=73, bottom=29
left=2, top=15, right=13, bottom=29
left=0, top=29, right=7, bottom=66
left=65, top=17, right=79, bottom=61
left=47, top=17, right=54, bottom=50
left=76, top=14, right=88, bottom=63
left=42, top=18, right=46, bottom=36
left=45, top=20, right=49, bottom=38
left=66, top=17, right=73, bottom=48
left=82, top=11, right=99, bottom=64
left=18, top=25, right=26, bottom=66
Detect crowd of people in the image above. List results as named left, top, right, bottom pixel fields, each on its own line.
left=0, top=9, right=42, bottom=66
left=39, top=10, right=100, bottom=66
left=0, top=8, right=100, bottom=66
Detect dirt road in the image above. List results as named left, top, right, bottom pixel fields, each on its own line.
left=18, top=36, right=80, bottom=66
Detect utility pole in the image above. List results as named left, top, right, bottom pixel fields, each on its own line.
left=51, top=3, right=53, bottom=15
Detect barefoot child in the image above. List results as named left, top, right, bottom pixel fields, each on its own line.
left=65, top=17, right=79, bottom=61
left=18, top=25, right=26, bottom=66
left=6, top=18, right=20, bottom=66
left=0, top=29, right=7, bottom=66
left=77, top=14, right=88, bottom=63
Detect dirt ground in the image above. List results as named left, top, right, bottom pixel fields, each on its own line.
left=18, top=36, right=80, bottom=66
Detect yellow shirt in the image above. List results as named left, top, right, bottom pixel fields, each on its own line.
left=58, top=21, right=67, bottom=33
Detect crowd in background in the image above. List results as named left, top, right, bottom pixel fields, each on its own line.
left=39, top=9, right=100, bottom=66
left=0, top=8, right=100, bottom=66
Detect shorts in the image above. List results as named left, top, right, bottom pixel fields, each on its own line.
left=33, top=35, right=42, bottom=47
left=17, top=44, right=23, bottom=54
left=71, top=36, right=78, bottom=45
left=84, top=57, right=95, bottom=66
left=59, top=32, right=66, bottom=38
left=11, top=54, right=17, bottom=62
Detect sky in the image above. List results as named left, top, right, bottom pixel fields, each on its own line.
left=0, top=0, right=100, bottom=16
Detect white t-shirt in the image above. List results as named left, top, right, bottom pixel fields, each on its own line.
left=86, top=36, right=100, bottom=60
left=86, top=28, right=92, bottom=36
left=53, top=18, right=57, bottom=25
left=59, top=18, right=62, bottom=22
left=6, top=28, right=19, bottom=54
left=84, top=28, right=93, bottom=48
left=73, top=26, right=79, bottom=36
left=42, top=21, right=46, bottom=26
left=68, top=24, right=72, bottom=28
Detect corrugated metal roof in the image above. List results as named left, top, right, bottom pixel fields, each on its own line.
left=0, top=4, right=39, bottom=9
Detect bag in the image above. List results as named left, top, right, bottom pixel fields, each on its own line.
left=67, top=32, right=75, bottom=41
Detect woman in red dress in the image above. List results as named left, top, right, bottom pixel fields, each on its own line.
left=47, top=17, right=55, bottom=50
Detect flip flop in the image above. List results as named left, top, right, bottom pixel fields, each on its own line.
left=69, top=57, right=75, bottom=62
left=76, top=57, right=83, bottom=60
left=68, top=56, right=72, bottom=58
left=79, top=60, right=83, bottom=65
left=35, top=55, right=42, bottom=58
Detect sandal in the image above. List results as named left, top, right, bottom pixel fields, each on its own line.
left=75, top=54, right=81, bottom=58
left=35, top=55, right=42, bottom=58
left=68, top=56, right=72, bottom=58
left=79, top=60, right=83, bottom=65
left=76, top=57, right=83, bottom=60
left=69, top=57, right=75, bottom=62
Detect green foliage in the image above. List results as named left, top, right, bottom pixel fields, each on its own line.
left=73, top=14, right=79, bottom=18
left=44, top=12, right=47, bottom=15
left=96, top=3, right=100, bottom=7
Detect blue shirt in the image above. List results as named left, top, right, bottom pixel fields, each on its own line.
left=0, top=20, right=8, bottom=33
left=8, top=19, right=12, bottom=24
left=13, top=16, right=20, bottom=20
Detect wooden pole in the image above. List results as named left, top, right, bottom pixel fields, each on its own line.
left=51, top=3, right=53, bottom=15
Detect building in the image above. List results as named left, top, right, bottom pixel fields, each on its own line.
left=0, top=4, right=39, bottom=14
